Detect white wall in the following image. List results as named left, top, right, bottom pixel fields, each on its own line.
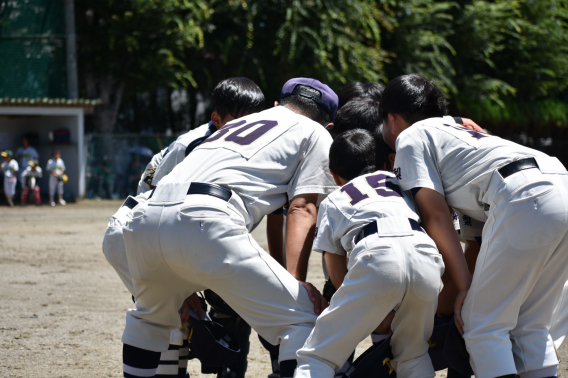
left=0, top=107, right=85, bottom=198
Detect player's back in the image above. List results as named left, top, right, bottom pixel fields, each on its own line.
left=159, top=106, right=335, bottom=229
left=395, top=117, right=556, bottom=221
left=315, top=171, right=419, bottom=254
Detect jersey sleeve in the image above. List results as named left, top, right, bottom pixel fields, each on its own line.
left=312, top=198, right=345, bottom=256
left=287, top=127, right=337, bottom=200
left=46, top=159, right=53, bottom=172
left=152, top=142, right=186, bottom=186
left=394, top=127, right=444, bottom=195
left=60, top=159, right=66, bottom=171
left=32, top=148, right=39, bottom=160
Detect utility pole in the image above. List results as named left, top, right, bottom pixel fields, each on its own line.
left=65, top=0, right=79, bottom=99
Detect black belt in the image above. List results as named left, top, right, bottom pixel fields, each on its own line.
left=354, top=218, right=423, bottom=244
left=187, top=182, right=231, bottom=202
left=498, top=157, right=539, bottom=178
left=122, top=196, right=139, bottom=210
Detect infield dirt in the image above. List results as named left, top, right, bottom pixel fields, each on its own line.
left=0, top=200, right=566, bottom=377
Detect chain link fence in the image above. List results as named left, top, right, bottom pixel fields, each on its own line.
left=85, top=134, right=176, bottom=199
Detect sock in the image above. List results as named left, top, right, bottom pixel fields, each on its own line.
left=123, top=344, right=161, bottom=378
left=178, top=340, right=190, bottom=377
left=519, top=366, right=558, bottom=378
left=155, top=344, right=181, bottom=377
left=447, top=367, right=471, bottom=378
left=280, top=359, right=297, bottom=378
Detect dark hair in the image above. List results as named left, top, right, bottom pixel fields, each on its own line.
left=373, top=128, right=395, bottom=171
left=380, top=74, right=448, bottom=125
left=52, top=150, right=61, bottom=155
left=332, top=98, right=382, bottom=139
left=279, top=91, right=331, bottom=124
left=338, top=82, right=384, bottom=109
left=329, top=129, right=376, bottom=182
left=213, top=77, right=265, bottom=119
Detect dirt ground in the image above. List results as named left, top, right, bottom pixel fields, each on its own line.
left=0, top=200, right=566, bottom=377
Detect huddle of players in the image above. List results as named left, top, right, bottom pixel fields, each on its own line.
left=104, top=75, right=568, bottom=378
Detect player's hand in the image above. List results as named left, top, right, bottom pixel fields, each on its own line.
left=299, top=281, right=328, bottom=315
left=460, top=118, right=485, bottom=133
left=178, top=293, right=203, bottom=324
left=10, top=177, right=15, bottom=184
left=454, top=290, right=468, bottom=335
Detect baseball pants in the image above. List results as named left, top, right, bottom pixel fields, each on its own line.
left=295, top=218, right=444, bottom=378
left=550, top=280, right=568, bottom=348
left=49, top=175, right=63, bottom=197
left=121, top=192, right=318, bottom=362
left=102, top=204, right=137, bottom=295
left=4, top=176, right=16, bottom=200
left=462, top=166, right=568, bottom=378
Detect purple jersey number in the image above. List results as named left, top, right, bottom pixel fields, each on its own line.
left=201, top=119, right=279, bottom=146
left=340, top=173, right=402, bottom=206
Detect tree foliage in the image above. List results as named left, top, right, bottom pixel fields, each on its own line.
left=73, top=0, right=568, bottom=132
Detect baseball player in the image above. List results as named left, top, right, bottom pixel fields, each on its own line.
left=15, top=136, right=39, bottom=179
left=21, top=159, right=42, bottom=206
left=119, top=78, right=337, bottom=378
left=104, top=78, right=266, bottom=377
left=46, top=150, right=67, bottom=206
left=382, top=73, right=568, bottom=378
left=1, top=150, right=19, bottom=207
left=295, top=129, right=443, bottom=378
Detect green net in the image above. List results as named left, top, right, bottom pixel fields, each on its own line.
left=0, top=0, right=68, bottom=98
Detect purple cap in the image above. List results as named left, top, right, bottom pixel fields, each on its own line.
left=280, top=77, right=339, bottom=119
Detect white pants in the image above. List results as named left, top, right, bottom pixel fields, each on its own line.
left=49, top=175, right=63, bottom=197
left=463, top=168, right=568, bottom=378
left=295, top=219, right=444, bottom=378
left=550, top=280, right=568, bottom=348
left=121, top=193, right=318, bottom=361
left=102, top=205, right=137, bottom=295
left=4, top=176, right=16, bottom=200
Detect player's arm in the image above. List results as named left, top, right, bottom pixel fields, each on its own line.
left=414, top=187, right=472, bottom=332
left=286, top=193, right=327, bottom=314
left=266, top=210, right=285, bottom=267
left=324, top=251, right=347, bottom=289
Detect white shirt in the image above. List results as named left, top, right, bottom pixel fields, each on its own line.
left=15, top=146, right=39, bottom=170
left=151, top=122, right=216, bottom=186
left=1, top=159, right=19, bottom=178
left=157, top=106, right=337, bottom=229
left=46, top=158, right=66, bottom=175
left=394, top=117, right=550, bottom=222
left=21, top=166, right=43, bottom=179
left=313, top=171, right=420, bottom=256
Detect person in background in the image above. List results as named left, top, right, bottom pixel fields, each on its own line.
left=46, top=150, right=67, bottom=206
left=1, top=150, right=19, bottom=207
left=15, top=136, right=39, bottom=179
left=21, top=159, right=42, bottom=206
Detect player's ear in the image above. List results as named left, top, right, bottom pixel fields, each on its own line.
left=324, top=122, right=334, bottom=130
left=274, top=101, right=279, bottom=107
left=387, top=153, right=396, bottom=171
left=211, top=111, right=223, bottom=129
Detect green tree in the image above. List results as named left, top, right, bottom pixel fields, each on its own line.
left=76, top=0, right=211, bottom=133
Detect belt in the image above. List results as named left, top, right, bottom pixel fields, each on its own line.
left=122, top=196, right=139, bottom=210
left=498, top=157, right=539, bottom=178
left=187, top=182, right=231, bottom=202
left=354, top=218, right=423, bottom=244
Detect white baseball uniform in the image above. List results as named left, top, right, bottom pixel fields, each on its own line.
left=151, top=122, right=217, bottom=187
left=457, top=211, right=568, bottom=350
left=2, top=159, right=19, bottom=200
left=121, top=106, right=336, bottom=363
left=15, top=146, right=39, bottom=174
left=136, top=147, right=168, bottom=195
left=394, top=117, right=568, bottom=378
left=46, top=158, right=66, bottom=196
left=295, top=171, right=443, bottom=378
